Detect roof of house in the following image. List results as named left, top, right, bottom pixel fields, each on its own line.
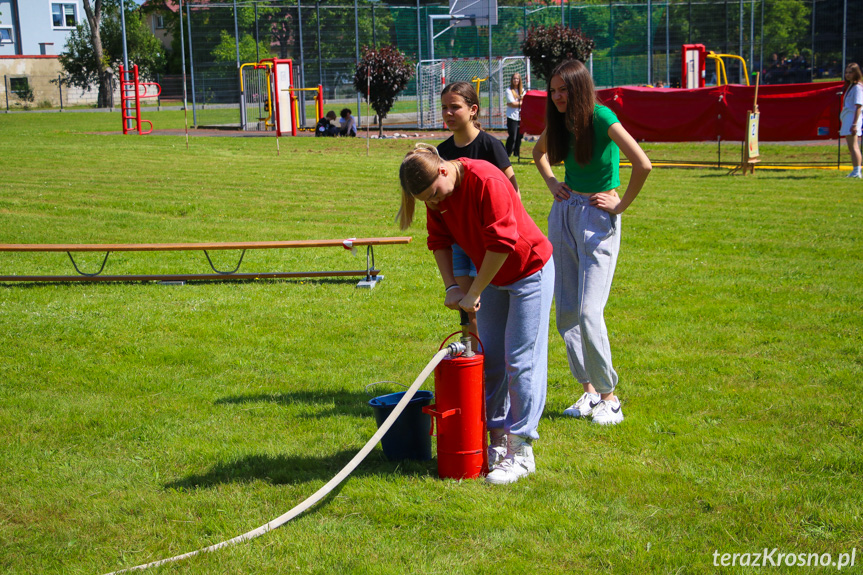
left=140, top=0, right=179, bottom=13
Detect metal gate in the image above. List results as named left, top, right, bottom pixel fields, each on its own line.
left=240, top=64, right=274, bottom=131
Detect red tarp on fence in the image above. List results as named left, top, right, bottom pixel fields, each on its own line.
left=520, top=82, right=843, bottom=142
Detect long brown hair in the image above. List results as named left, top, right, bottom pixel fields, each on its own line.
left=844, top=63, right=863, bottom=100
left=441, top=82, right=482, bottom=129
left=510, top=73, right=524, bottom=98
left=545, top=60, right=596, bottom=166
left=397, top=145, right=443, bottom=230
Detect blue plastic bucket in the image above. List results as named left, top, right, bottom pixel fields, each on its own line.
left=368, top=390, right=434, bottom=461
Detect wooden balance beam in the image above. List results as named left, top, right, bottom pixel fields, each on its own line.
left=0, top=237, right=412, bottom=288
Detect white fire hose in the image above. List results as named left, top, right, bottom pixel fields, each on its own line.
left=104, top=343, right=462, bottom=574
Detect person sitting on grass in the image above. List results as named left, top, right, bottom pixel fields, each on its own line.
left=315, top=111, right=339, bottom=137
left=339, top=108, right=357, bottom=137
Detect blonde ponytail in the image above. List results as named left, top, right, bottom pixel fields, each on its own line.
left=397, top=144, right=443, bottom=230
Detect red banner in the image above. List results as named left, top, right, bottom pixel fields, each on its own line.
left=520, top=82, right=843, bottom=142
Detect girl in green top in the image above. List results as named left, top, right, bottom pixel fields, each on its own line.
left=533, top=59, right=652, bottom=426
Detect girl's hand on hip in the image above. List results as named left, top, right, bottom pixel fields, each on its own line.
left=444, top=287, right=464, bottom=310
left=459, top=294, right=481, bottom=313
left=591, top=190, right=622, bottom=214
left=548, top=180, right=572, bottom=202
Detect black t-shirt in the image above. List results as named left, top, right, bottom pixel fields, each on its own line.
left=437, top=130, right=512, bottom=172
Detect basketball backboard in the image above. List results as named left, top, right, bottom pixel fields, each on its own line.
left=449, top=0, right=497, bottom=27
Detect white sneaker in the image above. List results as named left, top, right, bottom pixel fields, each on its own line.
left=591, top=399, right=624, bottom=425
left=488, top=429, right=507, bottom=468
left=845, top=171, right=862, bottom=179
left=485, top=435, right=535, bottom=485
left=563, top=392, right=601, bottom=418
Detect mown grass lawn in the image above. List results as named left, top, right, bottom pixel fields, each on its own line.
left=0, top=110, right=861, bottom=574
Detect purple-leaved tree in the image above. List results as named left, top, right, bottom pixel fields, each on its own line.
left=522, top=24, right=595, bottom=84
left=354, top=45, right=415, bottom=137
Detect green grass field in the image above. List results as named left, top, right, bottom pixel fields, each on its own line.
left=1, top=111, right=861, bottom=574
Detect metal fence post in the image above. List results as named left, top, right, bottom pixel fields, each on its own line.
left=647, top=0, right=652, bottom=85
left=609, top=0, right=615, bottom=87
left=811, top=0, right=816, bottom=79
left=841, top=0, right=847, bottom=72
left=187, top=1, right=197, bottom=127
left=254, top=2, right=260, bottom=62
left=760, top=0, right=764, bottom=78
left=316, top=0, right=323, bottom=89
left=355, top=0, right=361, bottom=127
left=488, top=12, right=493, bottom=129
left=234, top=0, right=245, bottom=129
left=749, top=0, right=755, bottom=80
left=4, top=75, right=9, bottom=112
left=58, top=74, right=63, bottom=111
left=739, top=0, right=744, bottom=83
left=298, top=0, right=306, bottom=127
left=666, top=1, right=670, bottom=86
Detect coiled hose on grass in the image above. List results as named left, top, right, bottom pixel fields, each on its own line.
left=105, top=345, right=458, bottom=574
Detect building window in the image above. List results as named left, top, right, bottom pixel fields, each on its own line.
left=0, top=27, right=13, bottom=44
left=9, top=77, right=31, bottom=96
left=52, top=3, right=78, bottom=28
left=154, top=14, right=165, bottom=29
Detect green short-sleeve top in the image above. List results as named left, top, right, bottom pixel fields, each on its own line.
left=563, top=104, right=620, bottom=194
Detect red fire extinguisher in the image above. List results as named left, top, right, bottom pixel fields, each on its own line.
left=423, top=310, right=487, bottom=480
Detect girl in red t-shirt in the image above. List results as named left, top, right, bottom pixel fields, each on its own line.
left=398, top=146, right=554, bottom=486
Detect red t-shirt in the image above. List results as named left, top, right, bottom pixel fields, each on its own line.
left=426, top=158, right=552, bottom=286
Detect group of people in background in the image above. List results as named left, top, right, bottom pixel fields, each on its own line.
left=393, top=57, right=860, bottom=485
left=315, top=108, right=357, bottom=137
left=398, top=60, right=652, bottom=485
left=762, top=52, right=812, bottom=85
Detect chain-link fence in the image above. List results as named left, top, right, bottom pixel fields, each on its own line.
left=181, top=0, right=862, bottom=129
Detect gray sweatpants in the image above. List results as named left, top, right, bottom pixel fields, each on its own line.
left=548, top=195, right=620, bottom=395
left=477, top=259, right=555, bottom=440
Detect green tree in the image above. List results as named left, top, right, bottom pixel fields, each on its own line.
left=59, top=0, right=166, bottom=107
left=211, top=30, right=270, bottom=65
left=761, top=0, right=810, bottom=57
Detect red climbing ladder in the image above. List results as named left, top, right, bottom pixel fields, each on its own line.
left=119, top=64, right=162, bottom=135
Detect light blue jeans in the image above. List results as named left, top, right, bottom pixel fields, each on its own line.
left=452, top=244, right=477, bottom=278
left=477, top=259, right=555, bottom=440
left=548, top=194, right=620, bottom=395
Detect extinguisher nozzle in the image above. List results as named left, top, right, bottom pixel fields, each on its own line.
left=445, top=341, right=466, bottom=358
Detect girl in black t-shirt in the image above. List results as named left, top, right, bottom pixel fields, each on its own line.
left=438, top=82, right=517, bottom=192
